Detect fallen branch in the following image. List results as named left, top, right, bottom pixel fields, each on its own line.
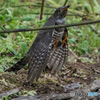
left=0, top=20, right=100, bottom=33
left=0, top=88, right=20, bottom=99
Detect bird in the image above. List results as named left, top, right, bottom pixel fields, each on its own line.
left=5, top=5, right=70, bottom=85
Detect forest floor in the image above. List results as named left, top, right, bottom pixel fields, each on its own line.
left=0, top=57, right=100, bottom=99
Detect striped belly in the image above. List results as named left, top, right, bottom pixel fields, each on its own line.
left=52, top=29, right=64, bottom=42
left=47, top=29, right=68, bottom=74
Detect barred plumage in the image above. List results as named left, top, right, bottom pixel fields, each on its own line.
left=48, top=28, right=68, bottom=73
left=5, top=5, right=70, bottom=85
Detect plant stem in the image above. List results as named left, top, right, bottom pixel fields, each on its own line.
left=63, top=0, right=68, bottom=6
left=40, top=0, right=45, bottom=20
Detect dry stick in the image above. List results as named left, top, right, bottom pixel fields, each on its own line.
left=40, top=0, right=44, bottom=20
left=0, top=20, right=100, bottom=33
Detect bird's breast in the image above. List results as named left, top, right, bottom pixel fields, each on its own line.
left=52, top=29, right=64, bottom=42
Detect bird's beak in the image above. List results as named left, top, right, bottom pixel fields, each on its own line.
left=63, top=5, right=70, bottom=11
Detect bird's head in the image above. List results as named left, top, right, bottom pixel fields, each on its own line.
left=53, top=5, right=70, bottom=19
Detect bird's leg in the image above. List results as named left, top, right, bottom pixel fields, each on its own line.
left=52, top=38, right=58, bottom=50
left=62, top=34, right=68, bottom=46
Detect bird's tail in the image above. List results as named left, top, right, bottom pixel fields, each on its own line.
left=5, top=55, right=29, bottom=72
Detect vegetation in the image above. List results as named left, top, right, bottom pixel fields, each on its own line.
left=0, top=1, right=100, bottom=99
left=0, top=0, right=100, bottom=74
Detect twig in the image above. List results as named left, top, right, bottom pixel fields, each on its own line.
left=23, top=12, right=52, bottom=15
left=89, top=25, right=98, bottom=34
left=0, top=20, right=100, bottom=33
left=63, top=0, right=68, bottom=6
left=40, top=0, right=44, bottom=20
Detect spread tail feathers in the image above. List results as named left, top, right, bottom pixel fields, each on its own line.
left=5, top=55, right=29, bottom=72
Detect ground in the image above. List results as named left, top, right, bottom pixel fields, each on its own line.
left=0, top=61, right=100, bottom=99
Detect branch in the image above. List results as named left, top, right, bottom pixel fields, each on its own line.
left=0, top=88, right=20, bottom=98
left=23, top=12, right=82, bottom=16
left=40, top=0, right=44, bottom=20
left=0, top=20, right=100, bottom=33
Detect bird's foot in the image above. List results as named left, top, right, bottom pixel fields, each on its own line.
left=62, top=34, right=68, bottom=46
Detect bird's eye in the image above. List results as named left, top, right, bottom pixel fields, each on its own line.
left=58, top=9, right=61, bottom=12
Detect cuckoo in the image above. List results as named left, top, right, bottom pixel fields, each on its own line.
left=6, top=5, right=70, bottom=85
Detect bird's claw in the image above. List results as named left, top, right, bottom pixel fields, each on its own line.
left=62, top=34, right=68, bottom=46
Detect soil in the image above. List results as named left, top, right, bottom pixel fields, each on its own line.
left=0, top=61, right=100, bottom=97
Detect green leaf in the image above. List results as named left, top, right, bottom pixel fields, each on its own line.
left=80, top=47, right=88, bottom=54
left=5, top=7, right=13, bottom=16
left=69, top=38, right=76, bottom=44
left=95, top=77, right=99, bottom=80
left=21, top=16, right=34, bottom=21
left=0, top=15, right=4, bottom=21
left=81, top=40, right=89, bottom=47
left=7, top=43, right=13, bottom=50
left=27, top=90, right=37, bottom=96
left=20, top=25, right=27, bottom=28
left=11, top=48, right=18, bottom=56
left=0, top=47, right=6, bottom=53
left=15, top=26, right=19, bottom=29
left=20, top=42, right=27, bottom=56
left=5, top=25, right=10, bottom=29
left=0, top=65, right=4, bottom=73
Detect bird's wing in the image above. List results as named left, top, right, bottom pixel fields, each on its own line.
left=27, top=16, right=55, bottom=55
left=48, top=27, right=68, bottom=74
left=26, top=16, right=56, bottom=85
left=5, top=16, right=55, bottom=72
left=26, top=30, right=53, bottom=85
